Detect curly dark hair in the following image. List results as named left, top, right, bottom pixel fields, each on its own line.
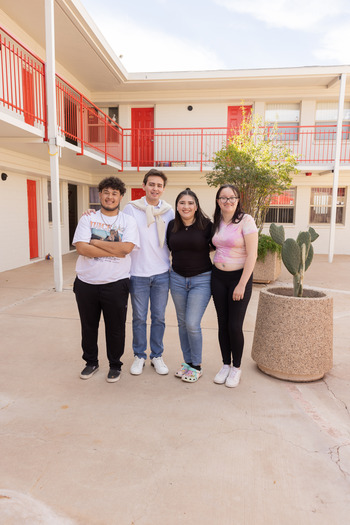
left=171, top=188, right=209, bottom=233
left=98, top=176, right=126, bottom=196
left=212, top=184, right=244, bottom=233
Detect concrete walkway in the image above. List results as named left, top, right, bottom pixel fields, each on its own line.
left=0, top=253, right=349, bottom=525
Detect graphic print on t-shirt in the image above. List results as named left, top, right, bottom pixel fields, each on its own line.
left=90, top=220, right=125, bottom=243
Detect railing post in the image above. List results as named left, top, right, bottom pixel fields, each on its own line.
left=121, top=127, right=124, bottom=171
left=43, top=62, right=48, bottom=141
left=105, top=114, right=107, bottom=165
left=80, top=93, right=84, bottom=155
left=200, top=128, right=204, bottom=172
left=137, top=128, right=140, bottom=171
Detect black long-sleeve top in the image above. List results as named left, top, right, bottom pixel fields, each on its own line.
left=166, top=219, right=213, bottom=277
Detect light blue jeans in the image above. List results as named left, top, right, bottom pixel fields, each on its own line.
left=170, top=269, right=212, bottom=366
left=130, top=271, right=170, bottom=359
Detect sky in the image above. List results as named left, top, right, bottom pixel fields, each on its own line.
left=80, top=0, right=350, bottom=73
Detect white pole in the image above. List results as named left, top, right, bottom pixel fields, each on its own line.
left=45, top=0, right=63, bottom=291
left=328, top=73, right=346, bottom=263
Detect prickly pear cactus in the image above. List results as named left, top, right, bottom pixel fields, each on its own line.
left=269, top=224, right=319, bottom=297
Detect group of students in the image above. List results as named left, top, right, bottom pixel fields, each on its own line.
left=72, top=169, right=258, bottom=388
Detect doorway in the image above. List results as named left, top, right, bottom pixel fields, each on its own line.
left=131, top=108, right=154, bottom=167
left=68, top=184, right=78, bottom=248
left=27, top=179, right=39, bottom=258
left=227, top=105, right=252, bottom=136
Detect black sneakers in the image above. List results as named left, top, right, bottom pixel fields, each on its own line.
left=80, top=364, right=99, bottom=380
left=80, top=364, right=121, bottom=382
left=106, top=369, right=121, bottom=383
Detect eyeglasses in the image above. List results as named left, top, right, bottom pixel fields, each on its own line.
left=218, top=196, right=238, bottom=203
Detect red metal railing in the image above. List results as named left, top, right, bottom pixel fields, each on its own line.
left=0, top=26, right=46, bottom=132
left=123, top=124, right=350, bottom=170
left=2, top=24, right=350, bottom=171
left=0, top=24, right=123, bottom=166
left=55, top=75, right=123, bottom=165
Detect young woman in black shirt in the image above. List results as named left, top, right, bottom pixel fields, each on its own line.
left=166, top=188, right=213, bottom=382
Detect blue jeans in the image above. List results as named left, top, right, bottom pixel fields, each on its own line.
left=130, top=271, right=170, bottom=359
left=170, top=270, right=212, bottom=366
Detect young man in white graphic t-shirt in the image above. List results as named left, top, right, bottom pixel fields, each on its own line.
left=73, top=176, right=139, bottom=383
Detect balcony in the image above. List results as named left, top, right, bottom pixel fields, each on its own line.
left=1, top=24, right=350, bottom=173
left=122, top=124, right=350, bottom=171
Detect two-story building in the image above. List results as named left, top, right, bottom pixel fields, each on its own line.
left=1, top=0, right=349, bottom=286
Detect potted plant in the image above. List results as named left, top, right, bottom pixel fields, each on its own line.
left=254, top=234, right=282, bottom=283
left=205, top=111, right=298, bottom=282
left=251, top=224, right=333, bottom=382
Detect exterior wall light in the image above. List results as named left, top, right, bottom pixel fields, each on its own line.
left=1, top=172, right=8, bottom=181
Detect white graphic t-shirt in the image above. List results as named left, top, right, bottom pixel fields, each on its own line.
left=73, top=210, right=140, bottom=285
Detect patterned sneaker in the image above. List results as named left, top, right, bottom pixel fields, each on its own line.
left=181, top=367, right=202, bottom=383
left=106, top=369, right=121, bottom=383
left=151, top=356, right=169, bottom=375
left=175, top=363, right=190, bottom=378
left=213, top=365, right=230, bottom=384
left=225, top=367, right=241, bottom=388
left=80, top=364, right=99, bottom=380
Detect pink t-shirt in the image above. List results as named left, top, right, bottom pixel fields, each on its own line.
left=212, top=214, right=258, bottom=269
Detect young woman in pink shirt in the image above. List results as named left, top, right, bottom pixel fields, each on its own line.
left=211, top=184, right=258, bottom=388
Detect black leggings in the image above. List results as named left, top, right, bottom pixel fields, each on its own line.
left=211, top=266, right=253, bottom=368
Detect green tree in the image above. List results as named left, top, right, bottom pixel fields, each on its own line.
left=205, top=112, right=299, bottom=232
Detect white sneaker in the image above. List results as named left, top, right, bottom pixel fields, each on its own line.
left=130, top=356, right=145, bottom=375
left=151, top=356, right=169, bottom=375
left=225, top=367, right=241, bottom=388
left=213, top=365, right=230, bottom=384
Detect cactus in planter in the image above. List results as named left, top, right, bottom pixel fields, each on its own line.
left=269, top=223, right=319, bottom=297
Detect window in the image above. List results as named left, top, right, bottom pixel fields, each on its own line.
left=88, top=106, right=120, bottom=144
left=265, top=103, right=300, bottom=141
left=315, top=102, right=350, bottom=141
left=107, top=107, right=120, bottom=143
left=310, top=187, right=346, bottom=224
left=265, top=189, right=296, bottom=224
left=89, top=187, right=100, bottom=211
left=47, top=181, right=62, bottom=223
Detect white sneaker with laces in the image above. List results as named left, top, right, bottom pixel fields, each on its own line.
left=151, top=356, right=169, bottom=375
left=225, top=367, right=241, bottom=388
left=213, top=365, right=230, bottom=384
left=130, top=356, right=145, bottom=375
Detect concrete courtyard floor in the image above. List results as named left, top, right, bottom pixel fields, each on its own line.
left=0, top=252, right=349, bottom=525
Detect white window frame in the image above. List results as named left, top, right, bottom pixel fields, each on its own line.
left=265, top=103, right=300, bottom=142
left=310, top=187, right=346, bottom=225
left=315, top=101, right=350, bottom=141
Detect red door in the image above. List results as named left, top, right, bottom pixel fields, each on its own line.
left=22, top=67, right=35, bottom=126
left=27, top=180, right=39, bottom=259
left=131, top=108, right=154, bottom=167
left=131, top=188, right=146, bottom=200
left=227, top=106, right=252, bottom=136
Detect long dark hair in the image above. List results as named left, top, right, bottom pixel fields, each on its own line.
left=172, top=188, right=209, bottom=233
left=213, top=184, right=244, bottom=233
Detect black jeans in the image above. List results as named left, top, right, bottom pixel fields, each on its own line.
left=73, top=277, right=129, bottom=370
left=211, top=266, right=253, bottom=368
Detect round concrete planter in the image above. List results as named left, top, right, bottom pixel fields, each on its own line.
left=253, top=251, right=281, bottom=284
left=251, top=286, right=333, bottom=382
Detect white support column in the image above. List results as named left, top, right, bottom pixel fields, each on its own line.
left=45, top=0, right=63, bottom=291
left=328, top=73, right=346, bottom=262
